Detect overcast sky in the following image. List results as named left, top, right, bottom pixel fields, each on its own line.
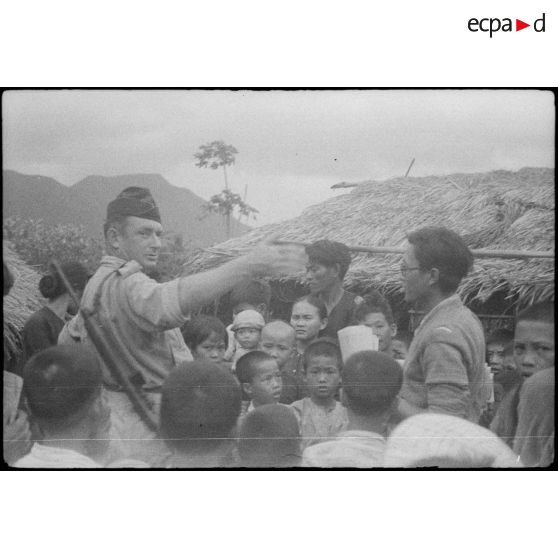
left=3, top=89, right=555, bottom=226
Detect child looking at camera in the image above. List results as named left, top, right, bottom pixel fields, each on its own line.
left=291, top=338, right=348, bottom=450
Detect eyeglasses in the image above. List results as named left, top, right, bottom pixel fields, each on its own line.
left=400, top=265, right=421, bottom=277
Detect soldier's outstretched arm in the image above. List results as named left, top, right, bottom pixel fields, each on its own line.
left=176, top=237, right=306, bottom=316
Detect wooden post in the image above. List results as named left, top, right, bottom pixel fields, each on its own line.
left=274, top=239, right=554, bottom=260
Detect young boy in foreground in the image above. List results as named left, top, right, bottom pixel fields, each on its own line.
left=159, top=361, right=241, bottom=468
left=290, top=338, right=348, bottom=450
left=302, top=350, right=403, bottom=468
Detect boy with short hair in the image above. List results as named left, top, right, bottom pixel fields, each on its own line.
left=302, top=350, right=403, bottom=467
left=352, top=290, right=397, bottom=357
left=238, top=404, right=302, bottom=468
left=230, top=309, right=266, bottom=369
left=490, top=302, right=554, bottom=450
left=291, top=338, right=348, bottom=450
left=15, top=345, right=112, bottom=468
left=236, top=351, right=283, bottom=415
left=260, top=320, right=304, bottom=403
left=486, top=328, right=515, bottom=381
left=159, top=361, right=241, bottom=468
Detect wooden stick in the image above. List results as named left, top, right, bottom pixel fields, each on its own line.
left=405, top=158, right=415, bottom=177
left=274, top=239, right=555, bottom=260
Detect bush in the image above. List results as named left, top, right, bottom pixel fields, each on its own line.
left=3, top=217, right=103, bottom=274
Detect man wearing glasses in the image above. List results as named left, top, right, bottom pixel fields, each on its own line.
left=397, top=227, right=486, bottom=423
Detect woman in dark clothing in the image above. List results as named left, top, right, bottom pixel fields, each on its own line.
left=20, top=261, right=89, bottom=366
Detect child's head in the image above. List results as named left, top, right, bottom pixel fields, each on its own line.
left=238, top=404, right=301, bottom=468
left=302, top=338, right=342, bottom=403
left=514, top=302, right=554, bottom=378
left=392, top=330, right=412, bottom=361
left=352, top=291, right=396, bottom=354
left=22, top=345, right=111, bottom=457
left=342, top=350, right=403, bottom=417
left=261, top=320, right=296, bottom=369
left=236, top=351, right=283, bottom=406
left=290, top=295, right=328, bottom=343
left=486, top=328, right=515, bottom=376
left=232, top=309, right=265, bottom=350
left=230, top=279, right=272, bottom=320
left=160, top=361, right=241, bottom=454
left=181, top=315, right=227, bottom=364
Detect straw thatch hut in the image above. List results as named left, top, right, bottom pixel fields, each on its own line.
left=183, top=167, right=554, bottom=330
left=3, top=243, right=43, bottom=366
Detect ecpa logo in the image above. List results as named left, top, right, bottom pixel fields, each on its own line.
left=468, top=12, right=546, bottom=37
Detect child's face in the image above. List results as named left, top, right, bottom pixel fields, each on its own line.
left=235, top=327, right=261, bottom=350
left=359, top=312, right=395, bottom=353
left=487, top=342, right=506, bottom=375
left=290, top=301, right=326, bottom=342
left=261, top=324, right=296, bottom=369
left=392, top=339, right=408, bottom=361
left=514, top=320, right=555, bottom=378
left=248, top=359, right=283, bottom=406
left=304, top=354, right=341, bottom=402
left=193, top=331, right=226, bottom=364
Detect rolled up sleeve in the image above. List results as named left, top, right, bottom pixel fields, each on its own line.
left=422, top=340, right=471, bottom=418
left=122, top=274, right=190, bottom=331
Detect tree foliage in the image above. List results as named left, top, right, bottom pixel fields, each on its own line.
left=194, top=140, right=257, bottom=238
left=194, top=140, right=238, bottom=173
left=3, top=217, right=103, bottom=273
left=203, top=190, right=258, bottom=221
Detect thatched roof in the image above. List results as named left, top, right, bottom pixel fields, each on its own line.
left=3, top=243, right=43, bottom=361
left=183, top=167, right=554, bottom=307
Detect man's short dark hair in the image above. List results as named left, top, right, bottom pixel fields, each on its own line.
left=238, top=404, right=301, bottom=468
left=22, top=345, right=102, bottom=429
left=181, top=315, right=227, bottom=352
left=236, top=351, right=275, bottom=384
left=306, top=240, right=352, bottom=280
left=302, top=338, right=342, bottom=371
left=230, top=279, right=272, bottom=309
left=160, top=361, right=241, bottom=453
left=407, top=227, right=473, bottom=294
left=342, top=351, right=403, bottom=415
left=353, top=290, right=394, bottom=325
left=486, top=328, right=514, bottom=347
left=516, top=301, right=554, bottom=325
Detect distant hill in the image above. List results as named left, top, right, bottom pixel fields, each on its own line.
left=3, top=170, right=250, bottom=247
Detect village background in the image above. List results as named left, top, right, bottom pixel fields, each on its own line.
left=3, top=89, right=555, bottom=368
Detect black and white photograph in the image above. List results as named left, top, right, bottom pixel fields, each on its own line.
left=3, top=88, right=554, bottom=470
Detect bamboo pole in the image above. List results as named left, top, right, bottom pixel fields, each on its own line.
left=274, top=239, right=555, bottom=260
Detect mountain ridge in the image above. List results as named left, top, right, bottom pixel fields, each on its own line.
left=3, top=170, right=249, bottom=247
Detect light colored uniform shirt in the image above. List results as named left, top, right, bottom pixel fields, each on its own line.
left=399, top=294, right=486, bottom=423
left=14, top=443, right=101, bottom=468
left=59, top=256, right=192, bottom=390
left=302, top=430, right=386, bottom=468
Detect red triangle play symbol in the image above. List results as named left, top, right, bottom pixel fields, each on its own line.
left=516, top=19, right=530, bottom=31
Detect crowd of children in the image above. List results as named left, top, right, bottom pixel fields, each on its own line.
left=3, top=231, right=555, bottom=468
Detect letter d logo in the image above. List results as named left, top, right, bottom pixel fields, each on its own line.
left=534, top=13, right=546, bottom=32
